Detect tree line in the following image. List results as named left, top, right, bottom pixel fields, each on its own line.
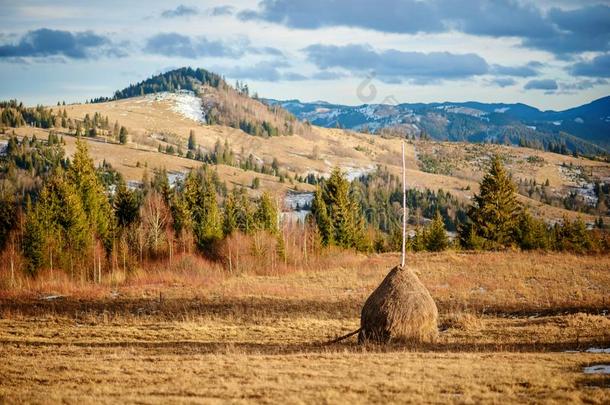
left=310, top=156, right=608, bottom=254
left=1, top=134, right=607, bottom=283
left=0, top=135, right=282, bottom=279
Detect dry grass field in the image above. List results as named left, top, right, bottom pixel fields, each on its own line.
left=1, top=251, right=609, bottom=403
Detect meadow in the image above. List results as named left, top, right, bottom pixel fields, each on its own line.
left=1, top=251, right=609, bottom=403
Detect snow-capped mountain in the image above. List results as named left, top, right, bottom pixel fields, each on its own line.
left=264, top=96, right=610, bottom=155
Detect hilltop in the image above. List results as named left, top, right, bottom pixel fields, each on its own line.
left=92, top=67, right=308, bottom=138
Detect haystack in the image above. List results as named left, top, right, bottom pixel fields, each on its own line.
left=358, top=265, right=438, bottom=344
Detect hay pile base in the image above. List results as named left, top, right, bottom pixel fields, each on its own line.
left=359, top=265, right=438, bottom=344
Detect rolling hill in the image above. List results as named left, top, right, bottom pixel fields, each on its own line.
left=2, top=67, right=609, bottom=226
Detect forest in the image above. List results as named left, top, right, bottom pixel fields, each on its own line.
left=0, top=132, right=607, bottom=284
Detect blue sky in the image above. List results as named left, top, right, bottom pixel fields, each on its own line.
left=0, top=0, right=609, bottom=110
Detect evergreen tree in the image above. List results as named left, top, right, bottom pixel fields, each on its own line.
left=23, top=173, right=90, bottom=275
left=113, top=182, right=140, bottom=228
left=67, top=138, right=114, bottom=251
left=412, top=228, right=427, bottom=252
left=0, top=185, right=17, bottom=250
left=235, top=188, right=255, bottom=234
left=113, top=121, right=120, bottom=138
left=552, top=216, right=592, bottom=252
left=325, top=168, right=354, bottom=248
left=150, top=168, right=170, bottom=201
left=223, top=190, right=238, bottom=236
left=311, top=188, right=334, bottom=246
left=465, top=155, right=521, bottom=248
left=312, top=168, right=369, bottom=250
left=255, top=192, right=278, bottom=234
left=118, top=126, right=128, bottom=144
left=22, top=204, right=46, bottom=275
left=169, top=190, right=191, bottom=239
left=426, top=211, right=449, bottom=251
left=515, top=210, right=548, bottom=250
left=188, top=130, right=196, bottom=150
left=459, top=222, right=485, bottom=250
left=183, top=168, right=222, bottom=250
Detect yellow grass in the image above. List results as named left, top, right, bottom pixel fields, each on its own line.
left=1, top=251, right=609, bottom=403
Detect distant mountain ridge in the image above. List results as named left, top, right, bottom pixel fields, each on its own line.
left=265, top=96, right=610, bottom=155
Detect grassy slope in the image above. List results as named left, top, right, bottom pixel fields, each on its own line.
left=9, top=94, right=609, bottom=222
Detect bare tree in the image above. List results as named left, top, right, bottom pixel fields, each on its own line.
left=140, top=192, right=172, bottom=258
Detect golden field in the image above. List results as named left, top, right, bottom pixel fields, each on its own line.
left=1, top=251, right=609, bottom=403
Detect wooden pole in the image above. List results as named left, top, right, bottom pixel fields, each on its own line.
left=10, top=239, right=15, bottom=288
left=401, top=141, right=406, bottom=268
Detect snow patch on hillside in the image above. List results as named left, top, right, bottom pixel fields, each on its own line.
left=558, top=166, right=599, bottom=206
left=345, top=165, right=376, bottom=181
left=284, top=192, right=314, bottom=210
left=145, top=91, right=205, bottom=124
left=436, top=105, right=486, bottom=117
left=283, top=192, right=314, bottom=225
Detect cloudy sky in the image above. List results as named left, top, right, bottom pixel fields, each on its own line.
left=0, top=0, right=609, bottom=110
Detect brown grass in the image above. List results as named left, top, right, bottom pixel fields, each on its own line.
left=0, top=251, right=609, bottom=403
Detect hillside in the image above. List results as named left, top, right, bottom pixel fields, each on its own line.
left=267, top=97, right=610, bottom=154
left=1, top=89, right=606, bottom=225
left=92, top=67, right=309, bottom=138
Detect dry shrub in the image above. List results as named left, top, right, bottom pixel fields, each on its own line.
left=0, top=252, right=224, bottom=299
left=359, top=265, right=438, bottom=344
left=125, top=253, right=224, bottom=289
left=216, top=231, right=282, bottom=275
left=442, top=311, right=482, bottom=331
left=215, top=224, right=368, bottom=277
left=0, top=267, right=108, bottom=300
left=563, top=313, right=610, bottom=329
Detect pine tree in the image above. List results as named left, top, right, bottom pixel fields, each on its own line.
left=113, top=121, right=120, bottom=138
left=113, top=182, right=140, bottom=228
left=552, top=216, right=591, bottom=252
left=0, top=185, right=17, bottom=251
left=235, top=188, right=255, bottom=234
left=325, top=168, right=354, bottom=248
left=311, top=168, right=369, bottom=250
left=199, top=171, right=223, bottom=247
left=151, top=168, right=170, bottom=201
left=255, top=192, right=278, bottom=234
left=67, top=138, right=114, bottom=252
left=23, top=173, right=90, bottom=275
left=516, top=210, right=548, bottom=250
left=183, top=168, right=222, bottom=250
left=223, top=190, right=238, bottom=236
left=22, top=202, right=45, bottom=275
left=466, top=155, right=521, bottom=248
left=412, top=228, right=426, bottom=252
left=188, top=130, right=196, bottom=150
left=311, top=187, right=333, bottom=246
left=119, top=126, right=128, bottom=144
left=426, top=211, right=448, bottom=251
